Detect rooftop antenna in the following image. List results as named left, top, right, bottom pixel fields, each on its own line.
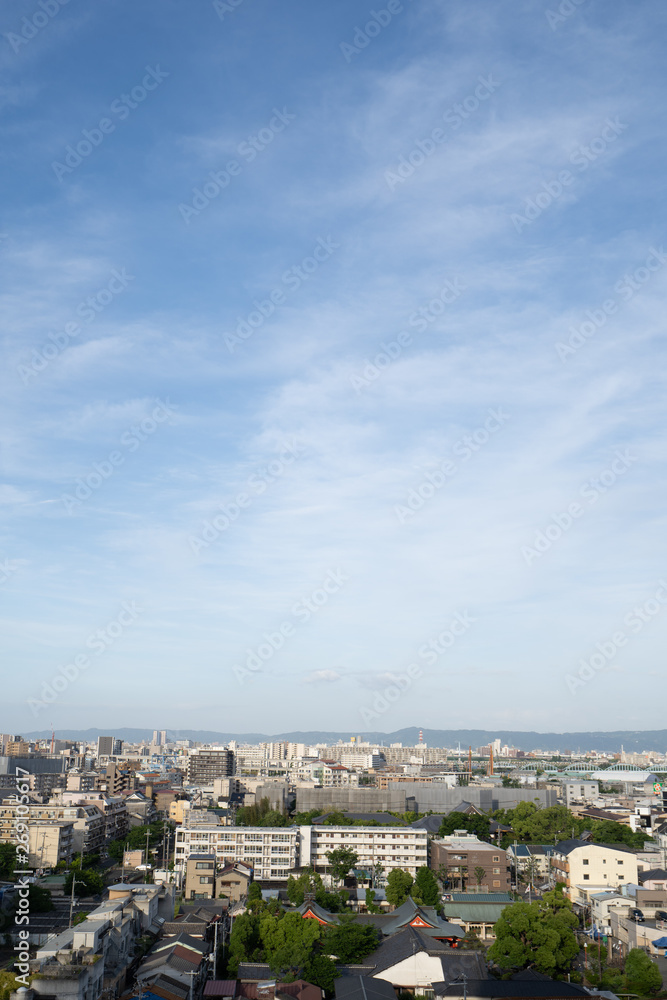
left=51, top=724, right=55, bottom=755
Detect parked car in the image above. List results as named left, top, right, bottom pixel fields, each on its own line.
left=630, top=907, right=645, bottom=922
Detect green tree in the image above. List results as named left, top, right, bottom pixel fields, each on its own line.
left=365, top=888, right=381, bottom=914
left=322, top=914, right=379, bottom=962
left=260, top=910, right=323, bottom=975
left=412, top=866, right=440, bottom=905
left=107, top=839, right=125, bottom=862
left=13, top=883, right=53, bottom=913
left=287, top=868, right=336, bottom=909
left=473, top=866, right=486, bottom=888
left=303, top=954, right=339, bottom=996
left=326, top=847, right=359, bottom=885
left=519, top=855, right=541, bottom=892
left=247, top=881, right=264, bottom=911
left=236, top=798, right=289, bottom=827
left=488, top=891, right=578, bottom=976
left=322, top=811, right=354, bottom=826
left=623, top=948, right=662, bottom=995
left=64, top=869, right=104, bottom=896
left=0, top=845, right=17, bottom=880
left=438, top=812, right=491, bottom=840
left=460, top=928, right=486, bottom=951
left=227, top=911, right=262, bottom=975
left=386, top=868, right=413, bottom=907
left=589, top=819, right=651, bottom=849
left=502, top=803, right=585, bottom=844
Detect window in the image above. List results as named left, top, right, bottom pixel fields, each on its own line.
left=493, top=880, right=500, bottom=887
left=617, top=860, right=623, bottom=864
left=493, top=868, right=500, bottom=874
left=493, top=856, right=500, bottom=862
left=583, top=874, right=590, bottom=880
left=199, top=876, right=212, bottom=884
left=195, top=862, right=212, bottom=869
left=583, top=859, right=589, bottom=865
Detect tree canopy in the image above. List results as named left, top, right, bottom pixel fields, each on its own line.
left=386, top=868, right=413, bottom=907
left=488, top=888, right=578, bottom=976
left=226, top=905, right=342, bottom=995
left=322, top=915, right=379, bottom=962
left=13, top=883, right=53, bottom=913
left=438, top=811, right=491, bottom=840
left=236, top=798, right=289, bottom=827
left=412, top=866, right=440, bottom=905
left=623, top=948, right=662, bottom=995
left=325, top=847, right=359, bottom=884
left=286, top=867, right=346, bottom=912
left=0, top=844, right=16, bottom=880
left=64, top=868, right=105, bottom=896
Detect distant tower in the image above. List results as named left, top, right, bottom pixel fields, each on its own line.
left=419, top=729, right=423, bottom=744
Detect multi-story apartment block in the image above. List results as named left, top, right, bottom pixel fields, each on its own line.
left=0, top=802, right=105, bottom=863
left=66, top=769, right=99, bottom=793
left=561, top=780, right=600, bottom=807
left=187, top=747, right=235, bottom=784
left=175, top=825, right=299, bottom=880
left=0, top=814, right=73, bottom=868
left=304, top=825, right=428, bottom=878
left=551, top=839, right=639, bottom=904
left=174, top=823, right=428, bottom=882
left=59, top=792, right=129, bottom=843
left=429, top=832, right=510, bottom=892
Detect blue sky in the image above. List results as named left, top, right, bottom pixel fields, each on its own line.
left=2, top=0, right=667, bottom=736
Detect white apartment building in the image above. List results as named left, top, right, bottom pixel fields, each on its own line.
left=304, top=825, right=428, bottom=878
left=174, top=824, right=428, bottom=881
left=561, top=780, right=600, bottom=807
left=174, top=825, right=299, bottom=881
left=296, top=761, right=359, bottom=786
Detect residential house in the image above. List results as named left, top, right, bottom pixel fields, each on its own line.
left=185, top=853, right=217, bottom=901
left=639, top=867, right=667, bottom=890
left=216, top=862, right=252, bottom=902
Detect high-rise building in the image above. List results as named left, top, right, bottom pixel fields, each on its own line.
left=187, top=747, right=235, bottom=785
left=97, top=736, right=123, bottom=757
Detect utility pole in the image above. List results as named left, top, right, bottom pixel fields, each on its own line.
left=69, top=874, right=86, bottom=928
left=213, top=919, right=218, bottom=980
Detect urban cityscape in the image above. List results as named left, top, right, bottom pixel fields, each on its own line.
left=2, top=728, right=667, bottom=999
left=3, top=0, right=667, bottom=998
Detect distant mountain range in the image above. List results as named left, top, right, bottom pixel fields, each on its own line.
left=17, top=726, right=667, bottom=753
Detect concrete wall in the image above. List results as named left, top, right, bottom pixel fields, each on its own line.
left=295, top=783, right=557, bottom=814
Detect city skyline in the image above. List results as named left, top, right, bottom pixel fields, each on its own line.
left=2, top=1, right=667, bottom=733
